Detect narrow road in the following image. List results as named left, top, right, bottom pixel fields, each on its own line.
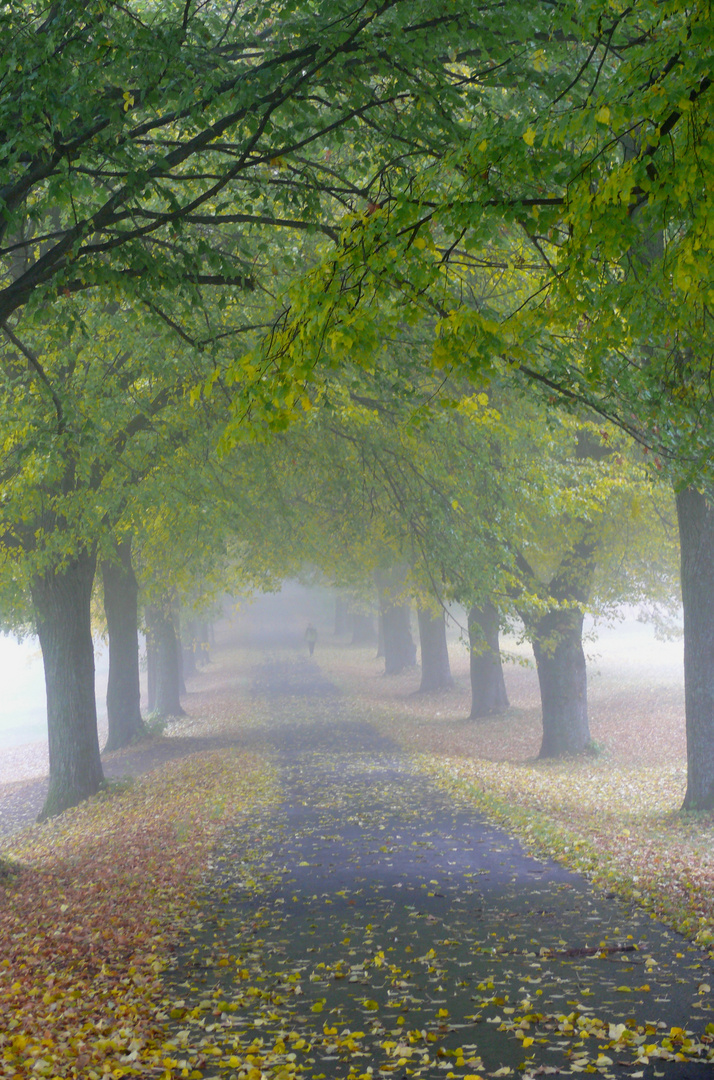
left=166, top=657, right=714, bottom=1080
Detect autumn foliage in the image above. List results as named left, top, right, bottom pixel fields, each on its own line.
left=0, top=751, right=276, bottom=1079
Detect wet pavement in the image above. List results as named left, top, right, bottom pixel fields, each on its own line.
left=165, top=658, right=714, bottom=1080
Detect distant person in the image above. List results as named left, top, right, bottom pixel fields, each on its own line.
left=305, top=624, right=318, bottom=656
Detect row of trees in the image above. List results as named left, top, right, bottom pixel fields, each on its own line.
left=0, top=0, right=712, bottom=812
left=231, top=370, right=677, bottom=753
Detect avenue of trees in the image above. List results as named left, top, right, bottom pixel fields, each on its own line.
left=0, top=0, right=712, bottom=814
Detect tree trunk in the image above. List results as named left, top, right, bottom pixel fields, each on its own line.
left=351, top=612, right=376, bottom=644
left=31, top=548, right=104, bottom=820
left=381, top=604, right=417, bottom=674
left=676, top=487, right=714, bottom=810
left=376, top=569, right=416, bottom=673
left=532, top=607, right=590, bottom=756
left=417, top=607, right=453, bottom=691
left=102, top=540, right=146, bottom=752
left=146, top=605, right=185, bottom=717
left=468, top=602, right=509, bottom=717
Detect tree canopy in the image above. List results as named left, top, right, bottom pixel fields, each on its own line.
left=1, top=0, right=713, bottom=813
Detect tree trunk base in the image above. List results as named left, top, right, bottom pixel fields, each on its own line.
left=533, top=610, right=590, bottom=757
left=32, top=548, right=104, bottom=820
left=468, top=603, right=509, bottom=717
left=418, top=608, right=453, bottom=692
left=677, top=487, right=714, bottom=811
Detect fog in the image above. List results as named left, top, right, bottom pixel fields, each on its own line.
left=0, top=634, right=110, bottom=781
left=0, top=585, right=684, bottom=787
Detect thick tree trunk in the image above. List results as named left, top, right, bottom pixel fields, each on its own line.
left=376, top=569, right=416, bottom=673
left=31, top=548, right=104, bottom=819
left=146, top=605, right=185, bottom=717
left=532, top=607, right=590, bottom=756
left=102, top=540, right=146, bottom=752
left=381, top=604, right=417, bottom=674
left=417, top=607, right=453, bottom=692
left=351, top=612, right=376, bottom=644
left=676, top=487, right=714, bottom=811
left=468, top=602, right=509, bottom=717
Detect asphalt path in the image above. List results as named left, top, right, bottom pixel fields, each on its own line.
left=166, top=656, right=714, bottom=1080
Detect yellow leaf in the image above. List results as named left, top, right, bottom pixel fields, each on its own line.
left=523, top=127, right=536, bottom=146
left=595, top=105, right=611, bottom=124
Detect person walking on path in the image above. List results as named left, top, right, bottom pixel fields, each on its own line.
left=304, top=623, right=317, bottom=656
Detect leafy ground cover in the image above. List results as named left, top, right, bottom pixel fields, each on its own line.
left=315, top=632, right=714, bottom=959
left=2, top=613, right=713, bottom=1080
left=0, top=747, right=278, bottom=1079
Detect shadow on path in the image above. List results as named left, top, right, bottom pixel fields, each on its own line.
left=0, top=732, right=252, bottom=840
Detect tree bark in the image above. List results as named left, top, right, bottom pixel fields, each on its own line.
left=31, top=548, right=104, bottom=819
left=146, top=604, right=185, bottom=717
left=468, top=602, right=509, bottom=717
left=532, top=606, right=590, bottom=756
left=102, top=540, right=146, bottom=752
left=376, top=569, right=416, bottom=673
left=382, top=604, right=416, bottom=673
left=417, top=607, right=453, bottom=691
left=676, top=487, right=714, bottom=810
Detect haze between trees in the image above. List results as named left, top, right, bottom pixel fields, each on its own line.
left=0, top=0, right=712, bottom=813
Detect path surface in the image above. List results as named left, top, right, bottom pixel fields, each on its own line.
left=166, top=657, right=714, bottom=1080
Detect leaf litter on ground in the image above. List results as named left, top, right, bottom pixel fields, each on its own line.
left=2, top=631, right=714, bottom=1080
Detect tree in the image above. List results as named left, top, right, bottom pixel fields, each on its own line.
left=417, top=605, right=453, bottom=693
left=102, top=536, right=146, bottom=752
left=145, top=602, right=185, bottom=719
left=268, top=0, right=712, bottom=797
left=676, top=489, right=714, bottom=810
left=0, top=299, right=239, bottom=816
left=0, top=0, right=510, bottom=333
left=376, top=568, right=417, bottom=676
left=31, top=549, right=104, bottom=820
left=467, top=602, right=509, bottom=718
